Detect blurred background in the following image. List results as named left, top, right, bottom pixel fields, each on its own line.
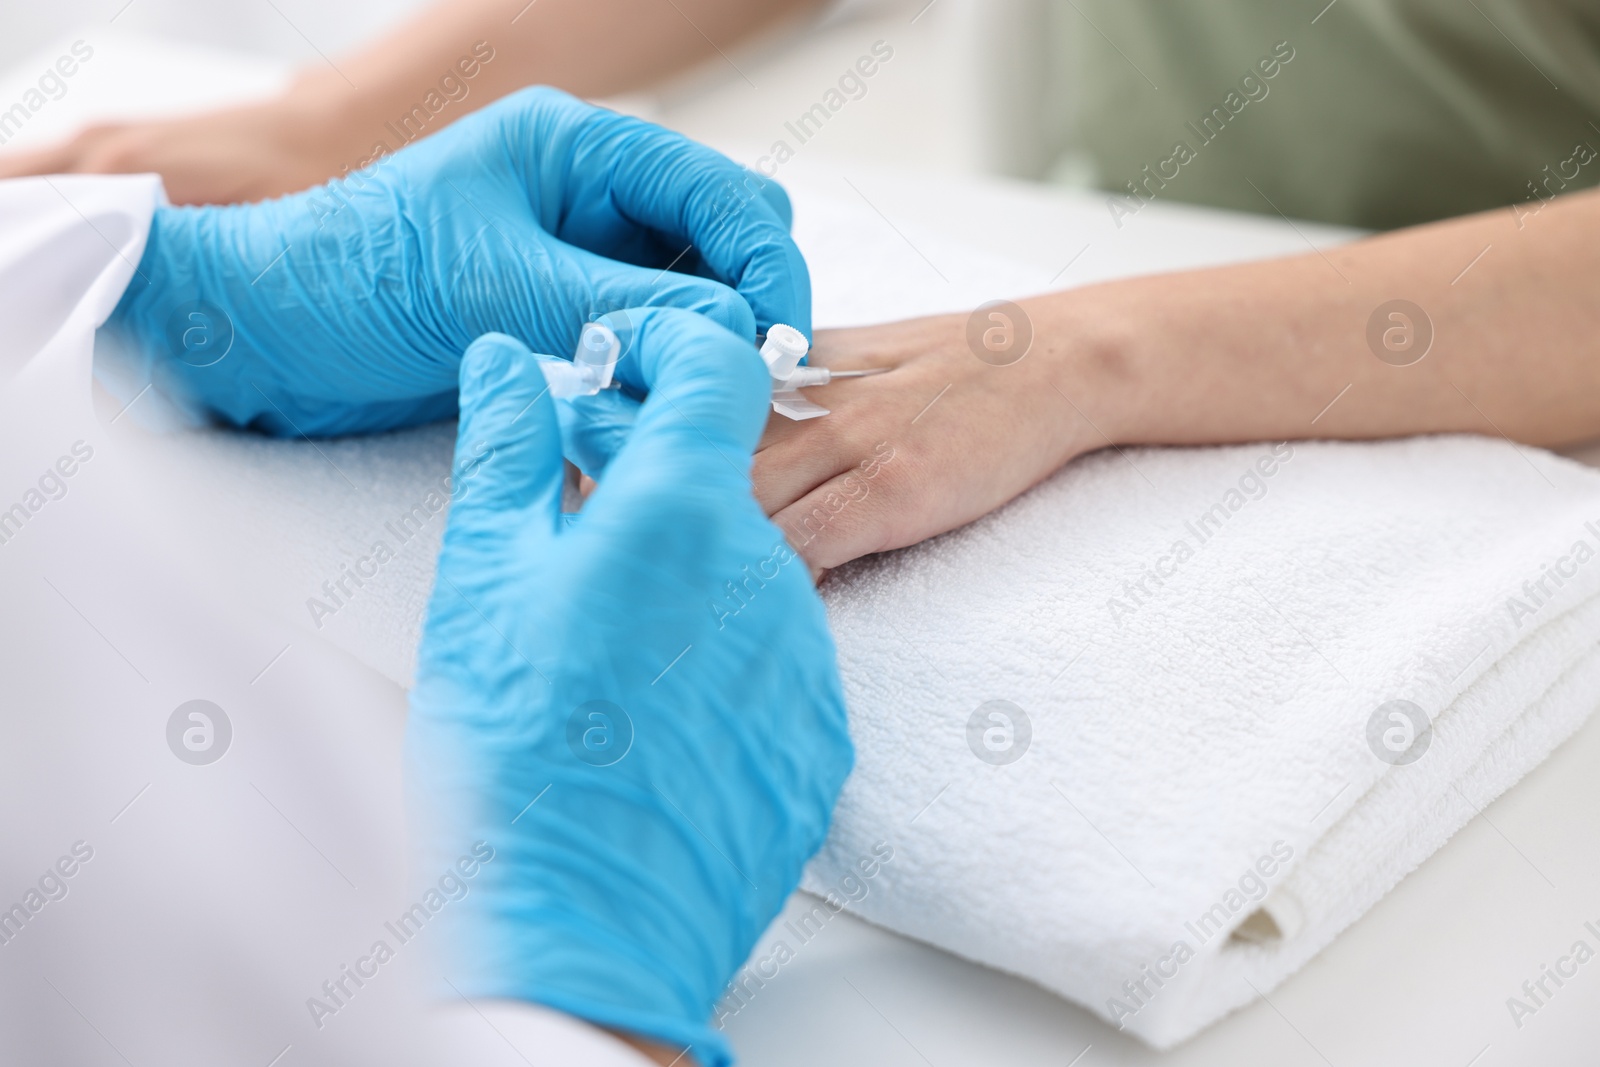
left=1, top=0, right=1075, bottom=180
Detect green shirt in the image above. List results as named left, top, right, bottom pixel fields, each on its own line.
left=1063, top=0, right=1600, bottom=229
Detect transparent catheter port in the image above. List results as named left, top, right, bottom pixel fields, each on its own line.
left=539, top=323, right=621, bottom=399
left=761, top=324, right=888, bottom=421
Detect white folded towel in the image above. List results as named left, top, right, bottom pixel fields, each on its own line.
left=98, top=185, right=1600, bottom=1047
left=802, top=432, right=1600, bottom=1046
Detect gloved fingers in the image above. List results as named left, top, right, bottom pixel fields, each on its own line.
left=670, top=173, right=793, bottom=285
left=643, top=166, right=795, bottom=280
left=441, top=333, right=567, bottom=557
left=554, top=387, right=639, bottom=480
left=567, top=242, right=757, bottom=341
left=584, top=308, right=771, bottom=494
left=565, top=115, right=811, bottom=338
left=754, top=170, right=794, bottom=231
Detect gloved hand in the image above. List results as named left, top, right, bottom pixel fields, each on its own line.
left=406, top=309, right=853, bottom=1067
left=101, top=86, right=809, bottom=437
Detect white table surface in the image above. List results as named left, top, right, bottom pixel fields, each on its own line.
left=4, top=26, right=1598, bottom=1067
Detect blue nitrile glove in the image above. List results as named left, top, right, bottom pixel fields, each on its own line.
left=406, top=309, right=853, bottom=1067
left=102, top=86, right=810, bottom=438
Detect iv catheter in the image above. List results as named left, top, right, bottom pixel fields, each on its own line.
left=760, top=324, right=889, bottom=421
left=538, top=323, right=622, bottom=398
left=539, top=321, right=887, bottom=421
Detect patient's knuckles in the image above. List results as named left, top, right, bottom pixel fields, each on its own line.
left=71, top=123, right=125, bottom=149
left=757, top=410, right=808, bottom=451
left=81, top=139, right=143, bottom=175
left=80, top=127, right=173, bottom=176
left=748, top=452, right=796, bottom=513
left=874, top=447, right=952, bottom=529
left=755, top=423, right=886, bottom=515
left=818, top=461, right=932, bottom=565
left=784, top=414, right=875, bottom=472
left=812, top=313, right=960, bottom=368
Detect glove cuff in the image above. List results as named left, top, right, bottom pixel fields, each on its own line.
left=443, top=920, right=736, bottom=1067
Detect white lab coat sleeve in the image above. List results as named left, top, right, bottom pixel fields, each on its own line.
left=0, top=173, right=661, bottom=1067
left=0, top=174, right=161, bottom=390
left=440, top=1003, right=662, bottom=1066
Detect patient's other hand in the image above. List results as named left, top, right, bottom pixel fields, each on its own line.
left=754, top=310, right=1101, bottom=572
left=0, top=82, right=354, bottom=205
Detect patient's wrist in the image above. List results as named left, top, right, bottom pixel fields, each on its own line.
left=283, top=67, right=366, bottom=127
left=1007, top=289, right=1134, bottom=467
left=271, top=69, right=402, bottom=186
left=281, top=59, right=473, bottom=179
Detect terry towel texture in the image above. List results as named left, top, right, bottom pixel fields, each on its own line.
left=802, top=433, right=1600, bottom=1046
left=107, top=188, right=1600, bottom=1046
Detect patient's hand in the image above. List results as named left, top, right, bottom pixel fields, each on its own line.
left=754, top=310, right=1101, bottom=572
left=0, top=87, right=351, bottom=205
left=757, top=179, right=1600, bottom=576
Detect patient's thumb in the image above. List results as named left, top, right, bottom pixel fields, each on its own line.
left=445, top=333, right=566, bottom=546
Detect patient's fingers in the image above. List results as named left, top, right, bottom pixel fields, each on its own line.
left=752, top=411, right=873, bottom=516
left=0, top=128, right=108, bottom=179
left=771, top=454, right=928, bottom=571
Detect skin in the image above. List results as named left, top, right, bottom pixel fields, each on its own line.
left=762, top=185, right=1600, bottom=572
left=0, top=0, right=821, bottom=204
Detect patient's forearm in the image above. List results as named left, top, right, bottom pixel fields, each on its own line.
left=1057, top=186, right=1600, bottom=450
left=0, top=0, right=824, bottom=202
left=298, top=0, right=823, bottom=136
left=751, top=185, right=1600, bottom=567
